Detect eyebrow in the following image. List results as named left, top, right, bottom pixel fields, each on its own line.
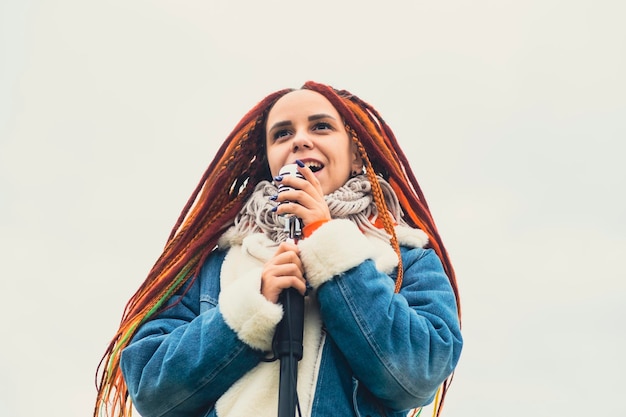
left=308, top=113, right=337, bottom=122
left=268, top=114, right=337, bottom=133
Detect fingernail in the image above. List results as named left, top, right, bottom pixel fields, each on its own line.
left=270, top=206, right=277, bottom=212
left=274, top=175, right=283, bottom=182
left=269, top=195, right=277, bottom=201
left=295, top=159, right=305, bottom=168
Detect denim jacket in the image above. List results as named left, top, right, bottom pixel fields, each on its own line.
left=120, top=219, right=462, bottom=417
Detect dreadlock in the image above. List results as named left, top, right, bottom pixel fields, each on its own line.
left=94, top=81, right=461, bottom=417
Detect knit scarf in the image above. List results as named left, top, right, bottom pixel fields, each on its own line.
left=226, top=175, right=407, bottom=244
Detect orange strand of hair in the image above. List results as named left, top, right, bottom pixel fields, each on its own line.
left=351, top=133, right=404, bottom=291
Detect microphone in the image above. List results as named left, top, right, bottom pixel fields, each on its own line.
left=274, top=163, right=305, bottom=417
left=277, top=163, right=305, bottom=239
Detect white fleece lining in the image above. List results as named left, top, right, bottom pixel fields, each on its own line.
left=217, top=285, right=323, bottom=417
left=214, top=223, right=429, bottom=417
left=216, top=234, right=324, bottom=417
left=395, top=225, right=429, bottom=249
left=218, top=268, right=283, bottom=352
left=219, top=241, right=283, bottom=352
left=298, top=219, right=403, bottom=288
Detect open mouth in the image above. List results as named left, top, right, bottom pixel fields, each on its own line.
left=306, top=161, right=324, bottom=173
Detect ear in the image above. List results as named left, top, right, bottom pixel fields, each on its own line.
left=350, top=143, right=364, bottom=174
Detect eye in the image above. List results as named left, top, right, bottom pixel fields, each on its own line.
left=273, top=129, right=292, bottom=141
left=312, top=122, right=333, bottom=132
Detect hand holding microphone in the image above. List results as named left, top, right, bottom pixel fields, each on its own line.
left=260, top=162, right=310, bottom=304
left=262, top=160, right=332, bottom=303
left=272, top=160, right=331, bottom=228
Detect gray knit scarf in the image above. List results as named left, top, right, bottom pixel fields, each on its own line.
left=228, top=175, right=407, bottom=244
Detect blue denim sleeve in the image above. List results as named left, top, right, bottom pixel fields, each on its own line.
left=120, top=250, right=264, bottom=417
left=316, top=247, right=463, bottom=410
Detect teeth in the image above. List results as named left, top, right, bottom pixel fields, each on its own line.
left=306, top=162, right=323, bottom=172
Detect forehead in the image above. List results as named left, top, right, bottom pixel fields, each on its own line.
left=267, top=90, right=340, bottom=123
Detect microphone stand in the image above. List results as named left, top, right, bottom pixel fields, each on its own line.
left=275, top=216, right=305, bottom=417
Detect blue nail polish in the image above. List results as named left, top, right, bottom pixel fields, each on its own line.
left=295, top=159, right=305, bottom=168
left=271, top=206, right=277, bottom=212
left=274, top=175, right=283, bottom=182
left=269, top=195, right=277, bottom=201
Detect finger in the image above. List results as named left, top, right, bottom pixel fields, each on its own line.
left=274, top=187, right=327, bottom=212
left=265, top=263, right=304, bottom=280
left=261, top=274, right=307, bottom=302
left=275, top=174, right=307, bottom=192
left=295, top=163, right=324, bottom=195
left=275, top=199, right=330, bottom=226
left=278, top=169, right=322, bottom=199
left=274, top=275, right=307, bottom=295
left=294, top=162, right=315, bottom=183
left=273, top=241, right=299, bottom=255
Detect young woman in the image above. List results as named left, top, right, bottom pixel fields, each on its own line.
left=94, top=82, right=463, bottom=417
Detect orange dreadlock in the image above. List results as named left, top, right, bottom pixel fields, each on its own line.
left=94, top=81, right=461, bottom=417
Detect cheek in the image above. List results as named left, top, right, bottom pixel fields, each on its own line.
left=269, top=163, right=280, bottom=177
left=265, top=148, right=281, bottom=177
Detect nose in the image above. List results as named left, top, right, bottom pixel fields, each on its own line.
left=291, top=130, right=314, bottom=153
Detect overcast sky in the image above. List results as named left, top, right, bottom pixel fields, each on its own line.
left=1, top=1, right=625, bottom=416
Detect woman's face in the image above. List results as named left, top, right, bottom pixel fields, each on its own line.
left=265, top=89, right=362, bottom=195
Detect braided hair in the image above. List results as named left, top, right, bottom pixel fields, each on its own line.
left=94, top=81, right=461, bottom=417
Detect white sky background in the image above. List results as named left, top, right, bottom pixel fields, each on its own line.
left=1, top=1, right=625, bottom=416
